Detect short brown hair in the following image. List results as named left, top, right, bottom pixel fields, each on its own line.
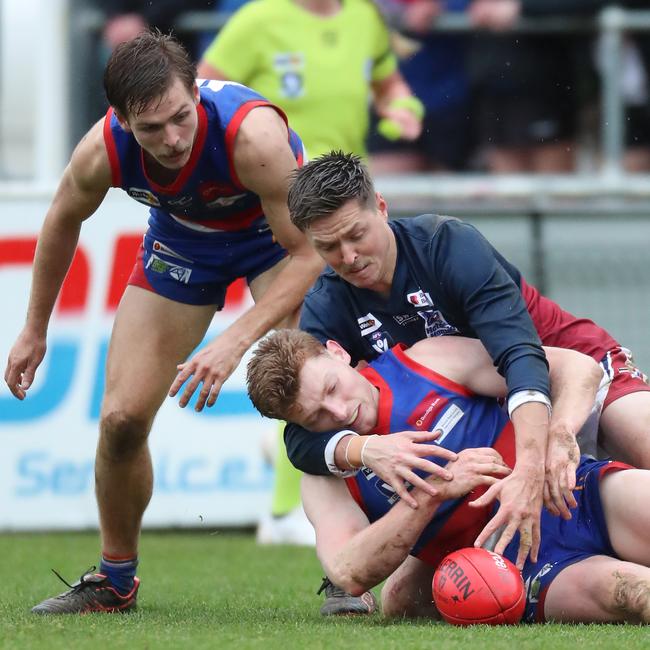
left=103, top=29, right=196, bottom=118
left=288, top=151, right=375, bottom=231
left=247, top=329, right=325, bottom=420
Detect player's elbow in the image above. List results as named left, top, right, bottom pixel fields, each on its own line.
left=327, top=565, right=370, bottom=597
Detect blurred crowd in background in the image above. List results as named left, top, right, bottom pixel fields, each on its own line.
left=87, top=0, right=650, bottom=175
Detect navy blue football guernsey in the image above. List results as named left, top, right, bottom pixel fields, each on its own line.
left=288, top=214, right=548, bottom=474
left=345, top=344, right=515, bottom=567
left=103, top=79, right=304, bottom=233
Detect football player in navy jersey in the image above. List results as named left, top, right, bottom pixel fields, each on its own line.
left=283, top=151, right=650, bottom=569
left=4, top=31, right=323, bottom=614
left=247, top=329, right=650, bottom=624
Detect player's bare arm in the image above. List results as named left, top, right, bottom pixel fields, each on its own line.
left=4, top=121, right=111, bottom=399
left=543, top=348, right=605, bottom=518
left=304, top=448, right=509, bottom=596
left=170, top=107, right=324, bottom=411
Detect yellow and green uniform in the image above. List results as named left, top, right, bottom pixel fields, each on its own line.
left=201, top=0, right=397, bottom=158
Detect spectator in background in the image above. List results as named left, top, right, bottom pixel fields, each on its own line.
left=369, top=0, right=474, bottom=174
left=197, top=0, right=423, bottom=160
left=468, top=0, right=650, bottom=174
left=196, top=0, right=423, bottom=617
left=467, top=0, right=579, bottom=173
left=98, top=0, right=216, bottom=57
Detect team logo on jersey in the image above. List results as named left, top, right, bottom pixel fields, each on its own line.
left=406, top=290, right=433, bottom=307
left=199, top=181, right=238, bottom=201
left=152, top=241, right=193, bottom=263
left=128, top=187, right=160, bottom=207
left=361, top=467, right=409, bottom=506
left=406, top=391, right=449, bottom=431
left=274, top=53, right=305, bottom=99
left=417, top=310, right=459, bottom=338
left=357, top=313, right=382, bottom=336
left=145, top=253, right=192, bottom=284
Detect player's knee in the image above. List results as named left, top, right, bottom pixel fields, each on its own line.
left=99, top=410, right=151, bottom=461
left=607, top=570, right=650, bottom=622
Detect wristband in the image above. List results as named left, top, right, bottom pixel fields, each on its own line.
left=360, top=434, right=378, bottom=467
left=344, top=436, right=360, bottom=469
left=388, top=95, right=425, bottom=119
left=377, top=96, right=425, bottom=141
left=507, top=390, right=552, bottom=418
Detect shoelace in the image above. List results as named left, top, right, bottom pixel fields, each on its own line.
left=316, top=577, right=346, bottom=598
left=316, top=576, right=331, bottom=596
left=51, top=565, right=98, bottom=592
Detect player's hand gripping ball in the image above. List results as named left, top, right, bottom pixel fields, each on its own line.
left=432, top=548, right=526, bottom=625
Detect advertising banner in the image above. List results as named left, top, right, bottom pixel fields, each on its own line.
left=0, top=189, right=274, bottom=530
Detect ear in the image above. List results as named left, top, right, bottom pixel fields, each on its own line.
left=325, top=340, right=352, bottom=365
left=114, top=110, right=131, bottom=133
left=375, top=191, right=389, bottom=222
left=193, top=83, right=200, bottom=106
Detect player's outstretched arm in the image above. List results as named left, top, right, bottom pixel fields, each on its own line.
left=169, top=107, right=324, bottom=411
left=4, top=121, right=111, bottom=400
left=305, top=448, right=509, bottom=596
left=543, top=347, right=604, bottom=518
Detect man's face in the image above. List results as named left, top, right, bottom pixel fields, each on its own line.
left=288, top=341, right=379, bottom=434
left=119, top=76, right=200, bottom=170
left=306, top=195, right=397, bottom=293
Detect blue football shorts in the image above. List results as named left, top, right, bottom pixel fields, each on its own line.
left=127, top=213, right=287, bottom=308
left=504, top=456, right=632, bottom=623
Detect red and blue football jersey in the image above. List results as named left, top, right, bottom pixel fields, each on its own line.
left=103, top=79, right=304, bottom=233
left=345, top=344, right=515, bottom=568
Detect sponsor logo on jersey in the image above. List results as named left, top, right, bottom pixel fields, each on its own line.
left=127, top=187, right=161, bottom=207
left=432, top=404, right=464, bottom=444
left=205, top=194, right=247, bottom=209
left=358, top=313, right=382, bottom=336
left=407, top=290, right=433, bottom=307
left=145, top=253, right=192, bottom=284
left=417, top=310, right=459, bottom=337
left=406, top=391, right=449, bottom=430
left=167, top=195, right=193, bottom=209
left=152, top=240, right=193, bottom=263
left=393, top=313, right=419, bottom=326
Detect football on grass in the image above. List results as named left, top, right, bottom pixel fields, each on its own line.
left=432, top=547, right=526, bottom=625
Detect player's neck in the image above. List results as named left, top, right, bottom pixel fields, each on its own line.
left=372, top=231, right=398, bottom=298
left=293, top=0, right=342, bottom=17
left=143, top=152, right=182, bottom=186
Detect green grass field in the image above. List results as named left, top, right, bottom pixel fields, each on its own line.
left=1, top=531, right=647, bottom=649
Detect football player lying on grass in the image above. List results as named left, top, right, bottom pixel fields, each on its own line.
left=246, top=330, right=650, bottom=623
